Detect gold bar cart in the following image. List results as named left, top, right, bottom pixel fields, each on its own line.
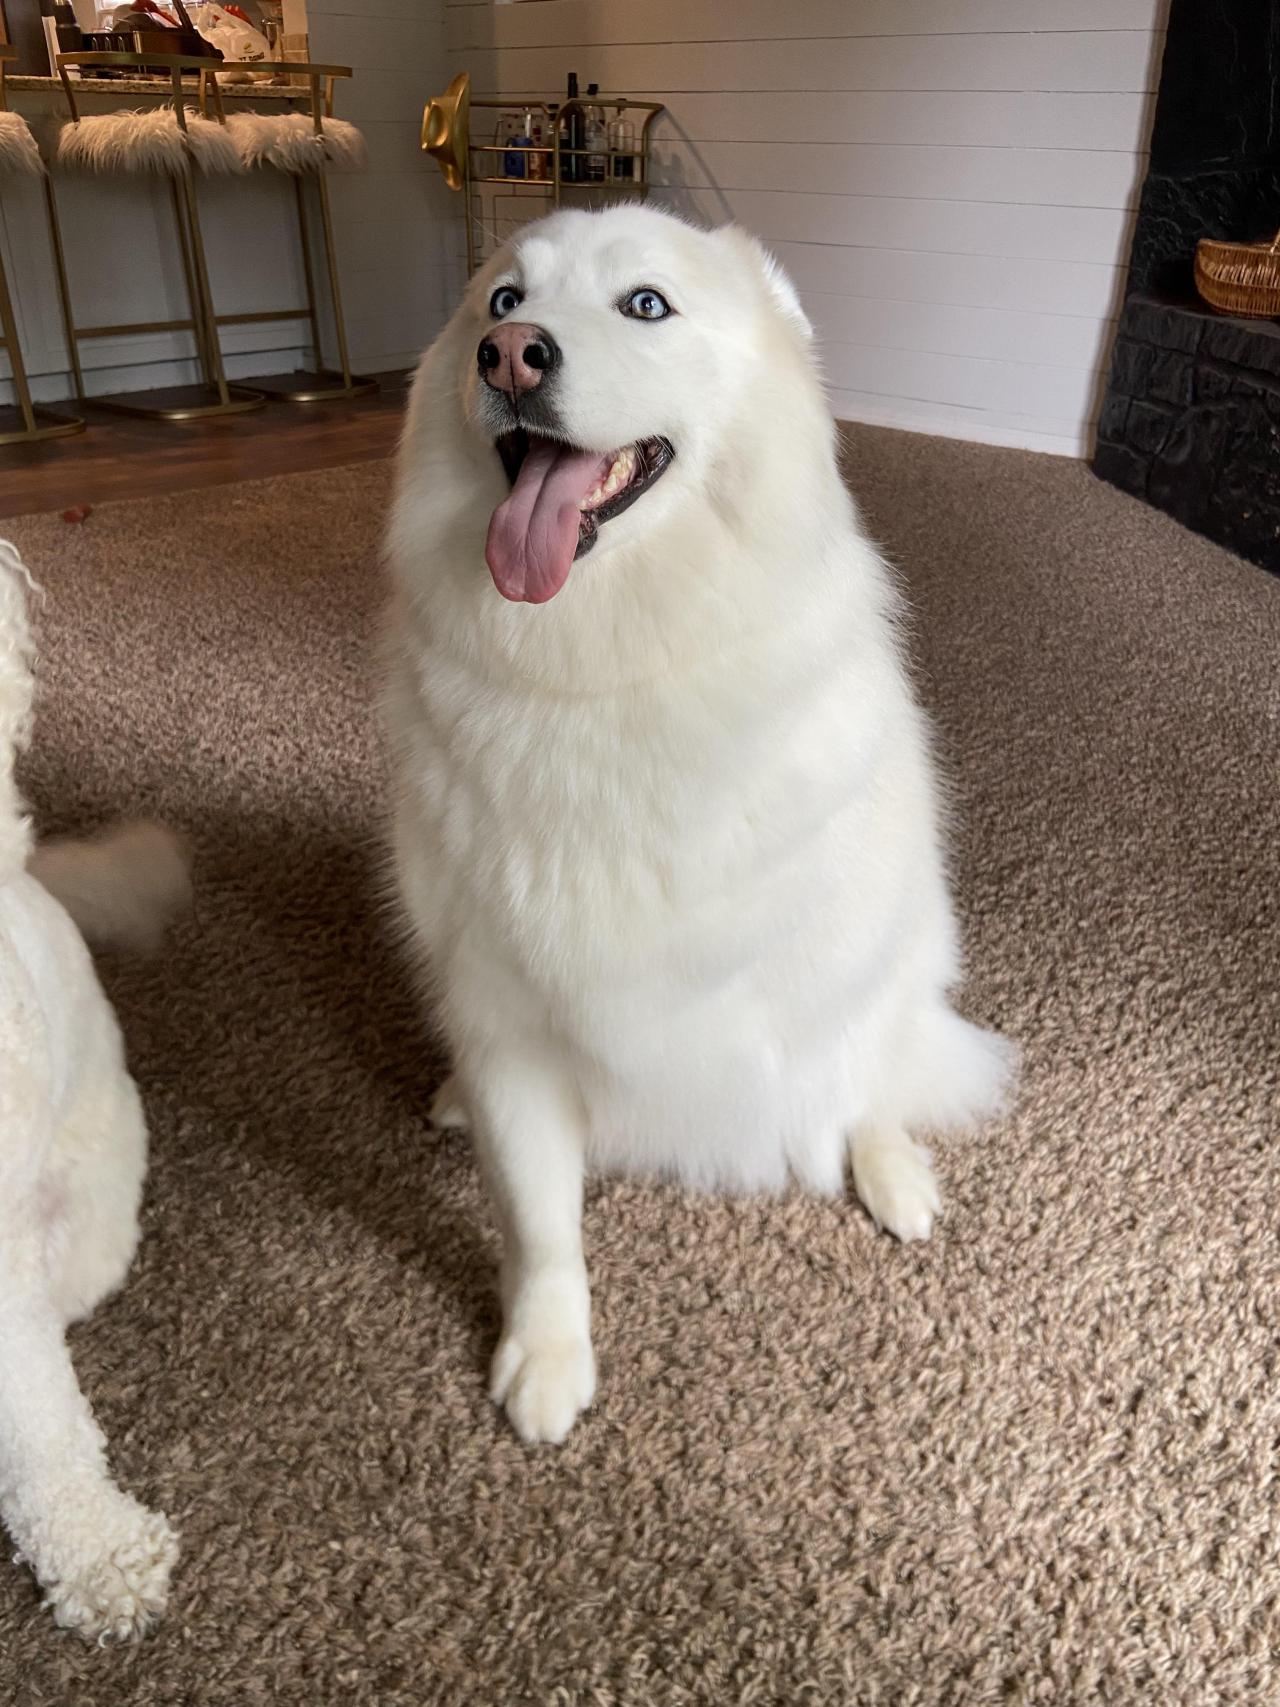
left=423, top=72, right=665, bottom=278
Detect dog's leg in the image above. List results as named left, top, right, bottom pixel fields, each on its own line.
left=0, top=1232, right=177, bottom=1639
left=849, top=1123, right=941, bottom=1243
left=466, top=1050, right=595, bottom=1445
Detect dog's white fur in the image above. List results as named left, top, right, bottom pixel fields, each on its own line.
left=0, top=543, right=189, bottom=1637
left=384, top=207, right=1014, bottom=1444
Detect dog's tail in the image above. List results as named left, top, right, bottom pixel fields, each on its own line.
left=29, top=821, right=192, bottom=954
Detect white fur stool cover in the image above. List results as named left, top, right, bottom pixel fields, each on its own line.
left=56, top=107, right=242, bottom=175
left=0, top=110, right=43, bottom=177
left=226, top=111, right=366, bottom=173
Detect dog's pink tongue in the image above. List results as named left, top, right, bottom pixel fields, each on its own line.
left=486, top=440, right=609, bottom=603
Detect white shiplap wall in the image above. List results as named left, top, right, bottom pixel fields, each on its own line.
left=308, top=0, right=455, bottom=372
left=445, top=0, right=1167, bottom=456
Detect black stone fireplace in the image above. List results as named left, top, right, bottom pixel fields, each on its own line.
left=1093, top=0, right=1280, bottom=574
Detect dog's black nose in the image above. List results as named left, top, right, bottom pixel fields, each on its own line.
left=478, top=324, right=560, bottom=394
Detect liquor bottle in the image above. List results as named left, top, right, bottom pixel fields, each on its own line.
left=528, top=116, right=547, bottom=181
left=501, top=113, right=522, bottom=179
left=608, top=106, right=636, bottom=181
left=584, top=82, right=607, bottom=184
left=512, top=109, right=537, bottom=179
left=560, top=70, right=583, bottom=183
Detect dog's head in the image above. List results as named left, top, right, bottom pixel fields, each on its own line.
left=434, top=206, right=817, bottom=605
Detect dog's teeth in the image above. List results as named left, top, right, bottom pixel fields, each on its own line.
left=579, top=448, right=638, bottom=513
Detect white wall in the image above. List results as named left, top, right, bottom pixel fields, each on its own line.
left=446, top=0, right=1168, bottom=456
left=308, top=0, right=454, bottom=372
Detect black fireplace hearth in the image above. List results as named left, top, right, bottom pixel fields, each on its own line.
left=1093, top=0, right=1280, bottom=575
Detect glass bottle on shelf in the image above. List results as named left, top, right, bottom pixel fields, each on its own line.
left=528, top=114, right=547, bottom=181
left=560, top=71, right=582, bottom=182
left=584, top=83, right=607, bottom=183
left=500, top=113, right=522, bottom=179
left=513, top=110, right=536, bottom=178
left=608, top=105, right=636, bottom=181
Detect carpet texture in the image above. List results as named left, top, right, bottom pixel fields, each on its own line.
left=0, top=425, right=1277, bottom=1705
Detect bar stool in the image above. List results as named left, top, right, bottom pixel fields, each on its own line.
left=0, top=47, right=84, bottom=444
left=47, top=52, right=264, bottom=421
left=221, top=63, right=376, bottom=402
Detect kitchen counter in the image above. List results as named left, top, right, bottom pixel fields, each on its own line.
left=9, top=75, right=309, bottom=99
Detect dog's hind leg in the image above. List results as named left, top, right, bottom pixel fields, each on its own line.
left=0, top=1215, right=177, bottom=1639
left=463, top=1046, right=595, bottom=1446
left=848, top=997, right=1014, bottom=1242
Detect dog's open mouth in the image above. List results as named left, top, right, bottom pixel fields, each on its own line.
left=485, top=429, right=674, bottom=604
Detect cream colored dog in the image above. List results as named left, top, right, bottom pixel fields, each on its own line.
left=385, top=207, right=1014, bottom=1445
left=0, top=543, right=189, bottom=1638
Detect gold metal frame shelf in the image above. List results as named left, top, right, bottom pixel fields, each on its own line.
left=0, top=48, right=84, bottom=446
left=423, top=72, right=664, bottom=277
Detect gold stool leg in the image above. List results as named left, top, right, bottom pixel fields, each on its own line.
left=315, top=169, right=355, bottom=391
left=169, top=174, right=215, bottom=390
left=177, top=165, right=230, bottom=407
left=237, top=168, right=377, bottom=404
left=85, top=167, right=265, bottom=423
left=0, top=190, right=84, bottom=446
left=41, top=174, right=87, bottom=407
left=294, top=173, right=324, bottom=375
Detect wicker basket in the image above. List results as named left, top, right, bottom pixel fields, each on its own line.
left=1194, top=230, right=1280, bottom=317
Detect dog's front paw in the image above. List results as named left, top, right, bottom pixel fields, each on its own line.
left=852, top=1137, right=941, bottom=1243
left=41, top=1496, right=178, bottom=1642
left=490, top=1331, right=596, bottom=1445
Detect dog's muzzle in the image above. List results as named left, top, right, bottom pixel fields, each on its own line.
left=477, top=323, right=560, bottom=400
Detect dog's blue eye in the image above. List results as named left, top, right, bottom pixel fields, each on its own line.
left=490, top=285, right=522, bottom=319
left=623, top=288, right=671, bottom=321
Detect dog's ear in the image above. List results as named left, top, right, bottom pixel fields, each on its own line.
left=714, top=225, right=813, bottom=340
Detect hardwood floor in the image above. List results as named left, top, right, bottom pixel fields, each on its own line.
left=0, top=370, right=411, bottom=519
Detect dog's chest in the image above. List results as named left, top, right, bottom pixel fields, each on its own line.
left=419, top=678, right=713, bottom=934
left=398, top=641, right=889, bottom=996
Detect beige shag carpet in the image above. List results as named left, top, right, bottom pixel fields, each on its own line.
left=1, top=425, right=1277, bottom=1706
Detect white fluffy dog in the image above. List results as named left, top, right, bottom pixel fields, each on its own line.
left=0, top=544, right=189, bottom=1637
left=384, top=207, right=1013, bottom=1445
